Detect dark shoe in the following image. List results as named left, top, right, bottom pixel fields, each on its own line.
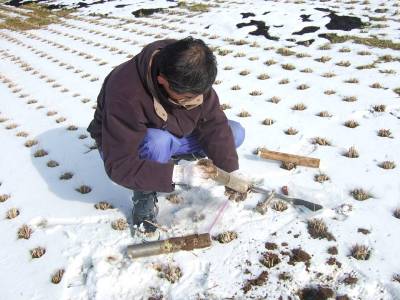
left=171, top=151, right=206, bottom=164
left=132, top=191, right=159, bottom=233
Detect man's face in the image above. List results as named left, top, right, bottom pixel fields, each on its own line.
left=157, top=74, right=198, bottom=105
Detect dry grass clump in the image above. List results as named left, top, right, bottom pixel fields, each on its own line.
left=220, top=103, right=231, bottom=110
left=296, top=53, right=311, bottom=58
left=379, top=69, right=396, bottom=74
left=154, top=264, right=182, bottom=284
left=264, top=59, right=277, bottom=66
left=31, top=246, right=46, bottom=259
left=249, top=90, right=263, bottom=96
left=76, top=185, right=92, bottom=194
left=59, top=172, right=73, bottom=180
left=285, top=127, right=298, bottom=135
left=6, top=208, right=19, bottom=219
left=392, top=274, right=400, bottom=283
left=248, top=56, right=259, bottom=61
left=279, top=78, right=290, bottom=84
left=344, top=146, right=359, bottom=158
left=79, top=134, right=88, bottom=139
left=33, top=149, right=48, bottom=157
left=296, top=83, right=310, bottom=90
left=265, top=242, right=278, bottom=250
left=239, top=69, right=250, bottom=76
left=379, top=161, right=396, bottom=169
left=344, top=120, right=359, bottom=128
left=342, top=273, right=358, bottom=285
left=350, top=244, right=370, bottom=260
left=234, top=52, right=246, bottom=57
left=356, top=63, right=376, bottom=70
left=373, top=104, right=386, bottom=112
left=46, top=160, right=59, bottom=168
left=0, top=117, right=9, bottom=123
left=336, top=60, right=351, bottom=67
left=393, top=87, right=400, bottom=96
left=18, top=225, right=33, bottom=239
left=242, top=271, right=268, bottom=294
left=344, top=78, right=359, bottom=84
left=324, top=90, right=336, bottom=95
left=317, top=111, right=332, bottom=118
left=24, top=139, right=38, bottom=148
left=231, top=85, right=241, bottom=91
left=272, top=200, right=288, bottom=211
left=215, top=231, right=238, bottom=243
left=377, top=129, right=392, bottom=138
left=166, top=193, right=183, bottom=204
left=262, top=118, right=275, bottom=126
left=315, top=56, right=331, bottom=63
left=276, top=48, right=296, bottom=56
left=94, top=201, right=114, bottom=210
left=370, top=82, right=384, bottom=89
left=314, top=173, right=329, bottom=183
left=257, top=73, right=270, bottom=80
left=217, top=49, right=233, bottom=56
left=351, top=188, right=372, bottom=201
left=321, top=72, right=336, bottom=78
left=238, top=111, right=251, bottom=118
left=46, top=111, right=57, bottom=116
left=313, top=137, right=331, bottom=146
left=260, top=252, right=281, bottom=268
left=51, top=269, right=65, bottom=284
left=67, top=125, right=78, bottom=131
left=0, top=194, right=11, bottom=203
left=339, top=47, right=351, bottom=53
left=292, top=103, right=307, bottom=111
left=328, top=246, right=338, bottom=255
left=223, top=66, right=233, bottom=70
left=111, top=218, right=128, bottom=230
left=307, top=218, right=335, bottom=241
left=343, top=96, right=357, bottom=102
left=5, top=123, right=19, bottom=130
left=269, top=96, right=281, bottom=104
left=281, top=63, right=296, bottom=70
left=300, top=68, right=313, bottom=73
left=56, top=117, right=66, bottom=123
left=393, top=208, right=400, bottom=219
left=357, top=50, right=371, bottom=55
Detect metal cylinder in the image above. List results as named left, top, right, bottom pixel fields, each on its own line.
left=127, top=241, right=165, bottom=259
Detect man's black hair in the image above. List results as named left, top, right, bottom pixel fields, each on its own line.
left=157, top=37, right=217, bottom=95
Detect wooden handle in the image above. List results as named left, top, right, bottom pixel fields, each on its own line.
left=257, top=148, right=320, bottom=168
left=211, top=167, right=250, bottom=193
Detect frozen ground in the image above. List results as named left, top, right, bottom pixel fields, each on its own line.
left=0, top=0, right=400, bottom=299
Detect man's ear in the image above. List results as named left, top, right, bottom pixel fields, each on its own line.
left=157, top=74, right=168, bottom=86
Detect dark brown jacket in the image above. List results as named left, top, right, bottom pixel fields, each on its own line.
left=87, top=39, right=238, bottom=192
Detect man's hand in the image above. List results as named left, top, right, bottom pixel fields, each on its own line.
left=172, top=159, right=217, bottom=187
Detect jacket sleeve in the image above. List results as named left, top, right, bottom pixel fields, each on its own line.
left=194, top=89, right=239, bottom=172
left=101, top=92, right=175, bottom=193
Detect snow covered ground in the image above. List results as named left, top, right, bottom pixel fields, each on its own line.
left=1, top=0, right=400, bottom=299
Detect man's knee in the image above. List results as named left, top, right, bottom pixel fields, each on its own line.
left=228, top=120, right=245, bottom=148
left=139, top=129, right=180, bottom=162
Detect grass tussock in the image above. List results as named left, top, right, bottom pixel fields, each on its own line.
left=285, top=127, right=298, bottom=135
left=18, top=224, right=33, bottom=239
left=59, top=172, right=73, bottom=180
left=249, top=90, right=263, bottom=96
left=154, top=263, right=182, bottom=283
left=307, top=218, right=335, bottom=241
left=76, top=185, right=92, bottom=194
left=344, top=146, right=359, bottom=158
left=314, top=173, right=329, bottom=183
left=344, top=120, right=359, bottom=128
left=166, top=193, right=183, bottom=204
left=51, top=269, right=65, bottom=284
left=33, top=149, right=48, bottom=157
left=323, top=33, right=400, bottom=50
left=377, top=129, right=392, bottom=138
left=292, top=103, right=307, bottom=111
left=351, top=188, right=372, bottom=201
left=237, top=111, right=251, bottom=118
left=111, top=218, right=128, bottom=230
left=24, top=139, right=38, bottom=148
left=31, top=246, right=46, bottom=259
left=324, top=90, right=336, bottom=95
left=379, top=161, right=396, bottom=169
left=6, top=208, right=20, bottom=219
left=220, top=103, right=231, bottom=110
left=262, top=118, right=274, bottom=125
left=94, top=201, right=114, bottom=210
left=0, top=194, right=11, bottom=203
left=272, top=200, right=288, bottom=211
left=177, top=1, right=209, bottom=12
left=231, top=84, right=241, bottom=90
left=317, top=111, right=332, bottom=118
left=343, top=96, right=357, bottom=102
left=373, top=104, right=386, bottom=112
left=350, top=244, right=370, bottom=260
left=313, top=137, right=331, bottom=146
left=297, top=84, right=309, bottom=90
left=257, top=73, right=270, bottom=80
left=260, top=252, right=281, bottom=268
left=281, top=63, right=296, bottom=70
left=393, top=208, right=400, bottom=219
left=215, top=231, right=238, bottom=243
